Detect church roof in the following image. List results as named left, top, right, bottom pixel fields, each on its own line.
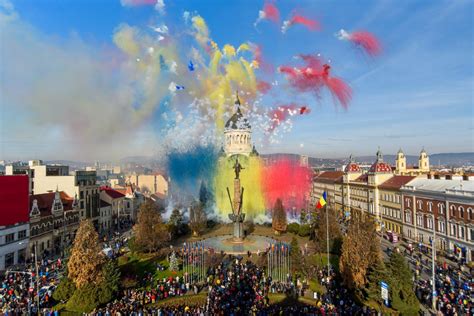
left=344, top=155, right=361, bottom=173
left=225, top=95, right=251, bottom=130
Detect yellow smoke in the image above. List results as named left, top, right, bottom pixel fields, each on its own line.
left=214, top=155, right=266, bottom=219
left=189, top=16, right=258, bottom=131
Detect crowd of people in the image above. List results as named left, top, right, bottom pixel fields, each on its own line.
left=0, top=258, right=62, bottom=314
left=415, top=263, right=473, bottom=316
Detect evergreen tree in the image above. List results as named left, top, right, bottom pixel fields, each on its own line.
left=68, top=220, right=104, bottom=288
left=365, top=258, right=389, bottom=308
left=272, top=198, right=287, bottom=234
left=189, top=200, right=207, bottom=236
left=388, top=252, right=420, bottom=315
left=169, top=251, right=179, bottom=272
left=300, top=209, right=307, bottom=225
left=133, top=199, right=168, bottom=252
left=290, top=237, right=302, bottom=273
left=168, top=208, right=184, bottom=237
left=199, top=181, right=210, bottom=207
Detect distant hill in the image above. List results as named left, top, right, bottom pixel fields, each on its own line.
left=40, top=152, right=473, bottom=170
left=262, top=152, right=474, bottom=168
left=354, top=153, right=474, bottom=167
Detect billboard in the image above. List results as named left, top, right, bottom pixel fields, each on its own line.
left=0, top=175, right=30, bottom=226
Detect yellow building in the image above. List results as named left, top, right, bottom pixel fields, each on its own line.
left=395, top=148, right=430, bottom=175
left=378, top=176, right=416, bottom=234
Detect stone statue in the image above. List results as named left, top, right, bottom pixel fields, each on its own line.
left=233, top=158, right=244, bottom=179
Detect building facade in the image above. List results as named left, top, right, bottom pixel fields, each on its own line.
left=311, top=171, right=344, bottom=210
left=100, top=187, right=126, bottom=231
left=0, top=175, right=30, bottom=270
left=401, top=179, right=474, bottom=262
left=29, top=190, right=80, bottom=258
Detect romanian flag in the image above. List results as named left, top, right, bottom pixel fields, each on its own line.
left=316, top=192, right=327, bottom=209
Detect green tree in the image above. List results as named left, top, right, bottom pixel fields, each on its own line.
left=133, top=199, right=168, bottom=252
left=298, top=224, right=311, bottom=237
left=169, top=251, right=179, bottom=272
left=189, top=200, right=207, bottom=236
left=290, top=237, right=302, bottom=273
left=364, top=258, right=389, bottom=308
left=68, top=219, right=104, bottom=288
left=287, top=222, right=300, bottom=234
left=272, top=198, right=287, bottom=234
left=300, top=209, right=308, bottom=225
left=168, top=208, right=185, bottom=237
left=65, top=259, right=121, bottom=313
left=388, top=252, right=420, bottom=315
left=52, top=277, right=76, bottom=302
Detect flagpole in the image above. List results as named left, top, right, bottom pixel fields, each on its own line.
left=326, top=203, right=330, bottom=275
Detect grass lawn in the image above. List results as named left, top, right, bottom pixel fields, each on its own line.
left=308, top=279, right=325, bottom=294
left=148, top=292, right=208, bottom=307
left=306, top=253, right=340, bottom=272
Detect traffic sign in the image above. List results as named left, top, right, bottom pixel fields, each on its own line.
left=381, top=281, right=389, bottom=306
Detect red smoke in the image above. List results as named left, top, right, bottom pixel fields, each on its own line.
left=263, top=2, right=280, bottom=23
left=257, top=80, right=272, bottom=94
left=254, top=45, right=273, bottom=73
left=278, top=55, right=352, bottom=109
left=262, top=158, right=312, bottom=211
left=290, top=14, right=321, bottom=31
left=350, top=31, right=382, bottom=57
left=268, top=104, right=311, bottom=131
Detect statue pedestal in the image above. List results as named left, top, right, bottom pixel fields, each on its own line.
left=228, top=213, right=246, bottom=242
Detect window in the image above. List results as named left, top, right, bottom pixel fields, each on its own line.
left=450, top=223, right=457, bottom=237
left=17, top=249, right=26, bottom=264
left=459, top=226, right=465, bottom=239
left=80, top=191, right=84, bottom=199
left=80, top=201, right=84, bottom=209
left=18, top=230, right=27, bottom=239
left=405, top=198, right=411, bottom=208
left=405, top=211, right=411, bottom=224
left=428, top=202, right=433, bottom=212
left=438, top=221, right=445, bottom=234
left=417, top=214, right=423, bottom=227
left=450, top=205, right=456, bottom=217
left=439, top=203, right=445, bottom=215
left=468, top=208, right=473, bottom=220
left=4, top=252, right=14, bottom=268
left=459, top=207, right=464, bottom=219
left=470, top=228, right=474, bottom=241
left=5, top=233, right=14, bottom=244
left=426, top=216, right=433, bottom=229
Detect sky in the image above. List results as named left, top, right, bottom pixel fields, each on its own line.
left=0, top=0, right=473, bottom=162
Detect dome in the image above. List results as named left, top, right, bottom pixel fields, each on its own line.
left=344, top=154, right=361, bottom=173
left=345, top=162, right=361, bottom=173
left=225, top=95, right=251, bottom=130
left=369, top=161, right=392, bottom=173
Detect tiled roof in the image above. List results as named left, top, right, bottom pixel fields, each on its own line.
left=100, top=186, right=125, bottom=199
left=30, top=191, right=73, bottom=217
left=314, top=171, right=344, bottom=183
left=344, top=162, right=361, bottom=173
left=379, top=176, right=417, bottom=190
left=354, top=174, right=369, bottom=183
left=369, top=161, right=392, bottom=173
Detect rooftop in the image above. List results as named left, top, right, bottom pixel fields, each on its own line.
left=379, top=176, right=417, bottom=190
left=402, top=178, right=474, bottom=196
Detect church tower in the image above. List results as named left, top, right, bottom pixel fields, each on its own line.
left=395, top=148, right=406, bottom=174
left=418, top=148, right=429, bottom=172
left=224, top=94, right=252, bottom=157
